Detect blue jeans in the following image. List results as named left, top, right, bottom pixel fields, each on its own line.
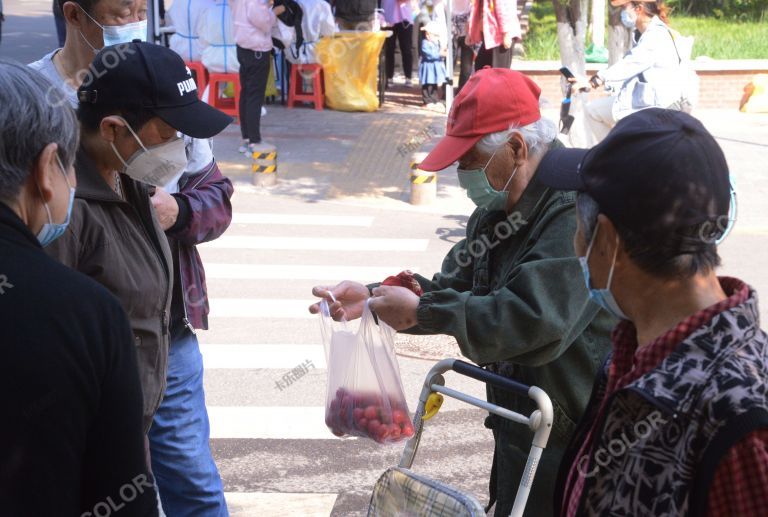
left=148, top=332, right=228, bottom=516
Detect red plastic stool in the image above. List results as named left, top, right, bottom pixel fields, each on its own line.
left=287, top=64, right=324, bottom=111
left=184, top=61, right=208, bottom=100
left=208, top=73, right=241, bottom=121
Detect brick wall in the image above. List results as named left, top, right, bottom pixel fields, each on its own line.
left=515, top=67, right=766, bottom=110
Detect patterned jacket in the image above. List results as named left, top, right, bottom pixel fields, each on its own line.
left=555, top=285, right=768, bottom=515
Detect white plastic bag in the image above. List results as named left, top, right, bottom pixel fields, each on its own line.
left=319, top=299, right=414, bottom=443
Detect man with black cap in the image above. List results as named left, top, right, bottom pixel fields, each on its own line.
left=310, top=68, right=614, bottom=517
left=536, top=108, right=768, bottom=516
left=46, top=41, right=232, bottom=500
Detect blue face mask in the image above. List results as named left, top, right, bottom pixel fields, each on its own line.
left=457, top=147, right=518, bottom=212
left=620, top=7, right=637, bottom=29
left=79, top=6, right=147, bottom=51
left=36, top=156, right=75, bottom=248
left=579, top=226, right=628, bottom=320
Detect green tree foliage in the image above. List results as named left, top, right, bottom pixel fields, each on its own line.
left=667, top=0, right=767, bottom=19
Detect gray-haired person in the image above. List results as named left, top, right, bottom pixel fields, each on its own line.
left=311, top=68, right=614, bottom=517
left=0, top=59, right=158, bottom=516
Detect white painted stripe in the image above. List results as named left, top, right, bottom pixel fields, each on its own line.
left=201, top=344, right=326, bottom=369
left=209, top=298, right=314, bottom=319
left=232, top=213, right=373, bottom=227
left=208, top=406, right=340, bottom=439
left=200, top=236, right=429, bottom=252
left=225, top=492, right=338, bottom=516
left=203, top=263, right=415, bottom=281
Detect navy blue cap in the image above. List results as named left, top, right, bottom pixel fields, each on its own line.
left=537, top=109, right=731, bottom=235
left=77, top=41, right=232, bottom=139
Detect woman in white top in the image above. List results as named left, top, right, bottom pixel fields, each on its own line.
left=576, top=0, right=683, bottom=145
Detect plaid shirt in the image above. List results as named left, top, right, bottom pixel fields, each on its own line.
left=563, top=277, right=768, bottom=516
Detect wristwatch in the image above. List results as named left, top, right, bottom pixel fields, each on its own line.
left=589, top=74, right=604, bottom=89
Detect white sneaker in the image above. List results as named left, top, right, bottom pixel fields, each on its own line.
left=404, top=78, right=414, bottom=88
left=386, top=78, right=394, bottom=89
left=238, top=139, right=249, bottom=154
left=261, top=106, right=267, bottom=116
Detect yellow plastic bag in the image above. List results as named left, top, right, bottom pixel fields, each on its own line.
left=266, top=58, right=278, bottom=99
left=741, top=74, right=768, bottom=114
left=316, top=32, right=388, bottom=112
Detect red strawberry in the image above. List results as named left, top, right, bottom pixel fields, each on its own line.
left=364, top=405, right=378, bottom=420
left=367, top=418, right=381, bottom=436
left=392, top=409, right=408, bottom=425
left=353, top=408, right=364, bottom=421
left=402, top=423, right=415, bottom=437
left=357, top=417, right=368, bottom=430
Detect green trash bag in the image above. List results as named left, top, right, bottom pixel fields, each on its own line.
left=585, top=43, right=609, bottom=64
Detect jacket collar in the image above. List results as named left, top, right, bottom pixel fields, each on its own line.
left=630, top=279, right=762, bottom=416
left=0, top=201, right=41, bottom=250
left=74, top=147, right=126, bottom=203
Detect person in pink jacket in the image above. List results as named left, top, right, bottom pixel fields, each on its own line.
left=466, top=0, right=521, bottom=70
left=232, top=0, right=285, bottom=153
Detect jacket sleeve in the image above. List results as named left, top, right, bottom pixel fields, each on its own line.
left=495, top=0, right=522, bottom=40
left=413, top=203, right=590, bottom=366
left=80, top=298, right=159, bottom=516
left=598, top=30, right=660, bottom=83
left=167, top=161, right=234, bottom=246
left=246, top=0, right=277, bottom=33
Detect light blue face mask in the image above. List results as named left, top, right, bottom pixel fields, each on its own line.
left=620, top=7, right=638, bottom=29
left=36, top=156, right=75, bottom=248
left=79, top=6, right=147, bottom=51
left=457, top=148, right=518, bottom=212
left=579, top=226, right=628, bottom=320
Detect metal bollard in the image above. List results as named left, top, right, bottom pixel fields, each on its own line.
left=251, top=143, right=278, bottom=187
left=409, top=151, right=436, bottom=205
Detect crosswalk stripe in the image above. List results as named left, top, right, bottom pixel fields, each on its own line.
left=200, top=236, right=429, bottom=252
left=232, top=213, right=373, bottom=227
left=203, top=263, right=415, bottom=281
left=201, top=344, right=326, bottom=369
left=224, top=492, right=338, bottom=517
left=208, top=406, right=338, bottom=439
left=209, top=298, right=314, bottom=319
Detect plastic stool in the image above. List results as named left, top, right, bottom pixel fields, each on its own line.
left=208, top=73, right=241, bottom=121
left=184, top=61, right=208, bottom=100
left=287, top=64, right=324, bottom=110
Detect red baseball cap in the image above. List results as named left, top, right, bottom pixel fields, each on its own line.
left=419, top=68, right=542, bottom=172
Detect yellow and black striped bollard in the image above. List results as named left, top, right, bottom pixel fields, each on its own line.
left=409, top=151, right=436, bottom=205
left=251, top=144, right=278, bottom=187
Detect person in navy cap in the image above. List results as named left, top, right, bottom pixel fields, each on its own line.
left=538, top=108, right=768, bottom=516
left=45, top=41, right=232, bottom=514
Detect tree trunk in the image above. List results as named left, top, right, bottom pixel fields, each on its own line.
left=591, top=0, right=606, bottom=48
left=553, top=0, right=589, bottom=76
left=607, top=4, right=631, bottom=65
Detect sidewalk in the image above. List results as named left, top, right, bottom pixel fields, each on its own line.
left=211, top=88, right=476, bottom=215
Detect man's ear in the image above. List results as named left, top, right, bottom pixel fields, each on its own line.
left=99, top=116, right=126, bottom=144
left=505, top=131, right=528, bottom=167
left=30, top=143, right=61, bottom=205
left=62, top=1, right=88, bottom=29
left=596, top=214, right=622, bottom=259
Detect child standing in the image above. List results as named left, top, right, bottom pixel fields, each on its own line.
left=419, top=21, right=447, bottom=108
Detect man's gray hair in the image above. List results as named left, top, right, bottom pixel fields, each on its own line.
left=0, top=59, right=79, bottom=202
left=576, top=192, right=601, bottom=243
left=475, top=117, right=558, bottom=157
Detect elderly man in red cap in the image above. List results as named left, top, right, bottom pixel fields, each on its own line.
left=310, top=68, right=614, bottom=517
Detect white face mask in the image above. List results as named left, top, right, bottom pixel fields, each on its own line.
left=110, top=118, right=188, bottom=188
